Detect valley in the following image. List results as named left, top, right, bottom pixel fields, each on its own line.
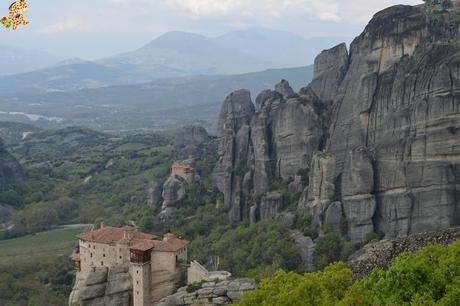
left=0, top=1, right=459, bottom=306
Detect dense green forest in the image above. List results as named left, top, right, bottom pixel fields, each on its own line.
left=0, top=124, right=303, bottom=305
left=239, top=241, right=460, bottom=305
left=2, top=123, right=459, bottom=306
left=0, top=126, right=174, bottom=239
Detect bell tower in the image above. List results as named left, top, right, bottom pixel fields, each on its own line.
left=130, top=245, right=153, bottom=306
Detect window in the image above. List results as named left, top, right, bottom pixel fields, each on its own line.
left=136, top=271, right=139, bottom=274
left=137, top=281, right=139, bottom=284
left=103, top=254, right=106, bottom=257
left=137, top=291, right=139, bottom=295
left=119, top=256, right=122, bottom=259
left=101, top=261, right=104, bottom=266
left=90, top=253, right=93, bottom=258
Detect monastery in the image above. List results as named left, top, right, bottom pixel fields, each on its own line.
left=72, top=226, right=188, bottom=306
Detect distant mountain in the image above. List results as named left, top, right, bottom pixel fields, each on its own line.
left=0, top=30, right=346, bottom=92
left=0, top=45, right=62, bottom=76
left=0, top=65, right=314, bottom=132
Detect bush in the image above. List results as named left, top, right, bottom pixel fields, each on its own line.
left=188, top=221, right=302, bottom=278
left=239, top=241, right=460, bottom=306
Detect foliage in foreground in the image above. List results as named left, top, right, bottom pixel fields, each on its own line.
left=239, top=240, right=460, bottom=306
left=188, top=220, right=303, bottom=278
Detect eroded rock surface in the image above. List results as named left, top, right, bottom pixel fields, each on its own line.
left=158, top=278, right=257, bottom=306
left=347, top=227, right=460, bottom=279
left=69, top=265, right=132, bottom=306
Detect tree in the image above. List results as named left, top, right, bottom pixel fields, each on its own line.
left=442, top=0, right=454, bottom=9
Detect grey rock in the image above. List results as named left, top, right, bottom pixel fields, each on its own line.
left=324, top=201, right=344, bottom=237
left=291, top=231, right=316, bottom=271
left=213, top=296, right=231, bottom=305
left=147, top=180, right=163, bottom=207
left=69, top=265, right=132, bottom=306
left=259, top=192, right=282, bottom=221
left=226, top=290, right=242, bottom=301
left=212, top=4, right=460, bottom=242
left=79, top=284, right=107, bottom=301
left=85, top=268, right=108, bottom=286
left=288, top=175, right=304, bottom=194
left=276, top=212, right=296, bottom=229
left=274, top=79, right=295, bottom=98
left=213, top=89, right=255, bottom=222
left=347, top=227, right=460, bottom=279
left=174, top=125, right=209, bottom=149
left=308, top=43, right=349, bottom=104
left=174, top=125, right=210, bottom=159
left=341, top=147, right=376, bottom=243
left=159, top=279, right=257, bottom=306
left=298, top=152, right=336, bottom=231
left=160, top=175, right=188, bottom=219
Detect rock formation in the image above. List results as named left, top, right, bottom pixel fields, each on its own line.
left=0, top=139, right=25, bottom=190
left=213, top=4, right=460, bottom=245
left=347, top=227, right=460, bottom=279
left=213, top=82, right=324, bottom=222
left=158, top=278, right=258, bottom=306
left=213, top=89, right=255, bottom=222
left=69, top=265, right=133, bottom=306
left=159, top=175, right=188, bottom=221
left=174, top=126, right=210, bottom=160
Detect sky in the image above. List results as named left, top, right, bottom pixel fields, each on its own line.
left=1, top=0, right=422, bottom=59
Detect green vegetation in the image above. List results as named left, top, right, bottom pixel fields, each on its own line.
left=0, top=127, right=174, bottom=239
left=239, top=240, right=460, bottom=305
left=188, top=221, right=302, bottom=279
left=0, top=227, right=85, bottom=306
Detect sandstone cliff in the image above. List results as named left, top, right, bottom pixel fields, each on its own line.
left=213, top=4, right=460, bottom=246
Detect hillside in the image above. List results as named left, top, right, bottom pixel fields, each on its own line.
left=0, top=66, right=313, bottom=132
left=0, top=29, right=341, bottom=93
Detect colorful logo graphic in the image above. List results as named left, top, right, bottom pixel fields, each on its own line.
left=2, top=0, right=29, bottom=30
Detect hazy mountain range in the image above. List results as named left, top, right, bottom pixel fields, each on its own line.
left=0, top=45, right=63, bottom=76
left=0, top=66, right=313, bottom=132
left=0, top=28, right=346, bottom=93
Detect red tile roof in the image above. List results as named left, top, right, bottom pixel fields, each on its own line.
left=77, top=227, right=188, bottom=253
left=153, top=238, right=189, bottom=252
left=130, top=240, right=155, bottom=252
left=77, top=226, right=157, bottom=245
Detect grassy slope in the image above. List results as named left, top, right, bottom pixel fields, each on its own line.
left=0, top=227, right=84, bottom=265
left=0, top=227, right=86, bottom=306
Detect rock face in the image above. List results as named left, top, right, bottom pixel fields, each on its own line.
left=308, top=43, right=348, bottom=105
left=250, top=192, right=283, bottom=224
left=158, top=278, right=258, bottom=306
left=0, top=139, right=25, bottom=190
left=347, top=227, right=460, bottom=279
left=69, top=265, right=133, bottom=306
left=324, top=5, right=460, bottom=241
left=212, top=4, right=460, bottom=244
left=213, top=83, right=324, bottom=222
left=274, top=79, right=295, bottom=98
left=160, top=175, right=188, bottom=221
left=174, top=126, right=210, bottom=159
left=213, top=89, right=255, bottom=222
left=147, top=180, right=164, bottom=207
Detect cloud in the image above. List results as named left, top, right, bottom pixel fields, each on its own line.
left=38, top=17, right=89, bottom=34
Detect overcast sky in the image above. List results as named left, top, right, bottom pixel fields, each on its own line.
left=1, top=0, right=422, bottom=59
